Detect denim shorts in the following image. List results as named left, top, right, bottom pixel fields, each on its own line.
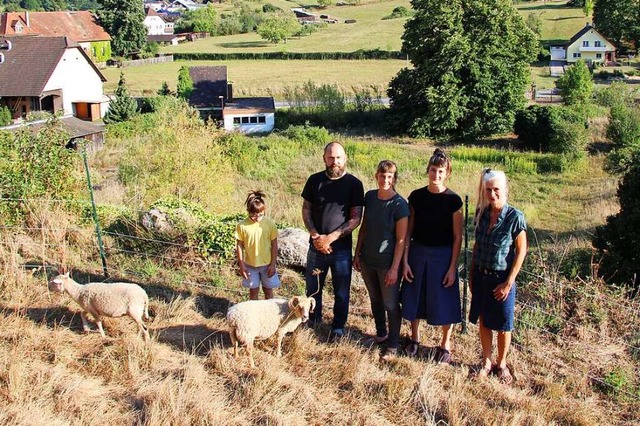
left=468, top=268, right=515, bottom=332
left=242, top=265, right=281, bottom=289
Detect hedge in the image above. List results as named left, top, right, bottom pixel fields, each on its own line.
left=173, top=49, right=405, bottom=61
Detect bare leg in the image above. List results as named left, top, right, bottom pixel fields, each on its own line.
left=440, top=324, right=453, bottom=351
left=496, top=331, right=511, bottom=369
left=478, top=317, right=493, bottom=371
left=410, top=319, right=420, bottom=342
left=249, top=288, right=259, bottom=300
left=263, top=287, right=274, bottom=300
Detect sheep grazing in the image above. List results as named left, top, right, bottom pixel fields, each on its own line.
left=48, top=273, right=150, bottom=341
left=227, top=296, right=316, bottom=368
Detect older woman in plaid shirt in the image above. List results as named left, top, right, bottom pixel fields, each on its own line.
left=469, top=169, right=527, bottom=385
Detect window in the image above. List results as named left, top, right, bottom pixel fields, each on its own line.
left=258, top=116, right=266, bottom=124
left=233, top=117, right=240, bottom=125
left=14, top=23, right=22, bottom=33
left=249, top=116, right=258, bottom=124
left=241, top=117, right=250, bottom=124
left=582, top=40, right=589, bottom=47
left=573, top=52, right=582, bottom=58
left=596, top=53, right=602, bottom=59
left=595, top=41, right=602, bottom=47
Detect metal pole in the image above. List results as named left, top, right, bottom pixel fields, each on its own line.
left=462, top=195, right=469, bottom=334
left=82, top=147, right=108, bottom=277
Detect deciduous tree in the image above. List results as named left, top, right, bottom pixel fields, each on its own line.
left=556, top=59, right=593, bottom=105
left=176, top=66, right=193, bottom=100
left=97, top=0, right=147, bottom=57
left=256, top=13, right=300, bottom=44
left=593, top=0, right=640, bottom=49
left=387, top=0, right=537, bottom=140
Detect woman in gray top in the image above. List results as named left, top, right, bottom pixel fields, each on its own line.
left=354, top=160, right=410, bottom=360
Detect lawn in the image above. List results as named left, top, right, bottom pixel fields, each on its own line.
left=102, top=59, right=408, bottom=97
left=160, top=0, right=411, bottom=54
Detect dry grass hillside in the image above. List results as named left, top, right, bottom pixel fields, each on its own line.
left=0, top=201, right=639, bottom=425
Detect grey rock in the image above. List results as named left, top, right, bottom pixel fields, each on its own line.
left=277, top=227, right=310, bottom=269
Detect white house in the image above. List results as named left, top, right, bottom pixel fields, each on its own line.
left=222, top=98, right=276, bottom=134
left=168, top=0, right=205, bottom=12
left=0, top=36, right=109, bottom=121
left=551, top=24, right=616, bottom=64
left=144, top=7, right=174, bottom=35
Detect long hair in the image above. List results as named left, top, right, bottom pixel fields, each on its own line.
left=474, top=168, right=508, bottom=226
left=427, top=148, right=452, bottom=176
left=244, top=190, right=266, bottom=214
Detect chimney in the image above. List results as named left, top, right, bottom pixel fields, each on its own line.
left=25, top=12, right=29, bottom=27
left=227, top=82, right=233, bottom=102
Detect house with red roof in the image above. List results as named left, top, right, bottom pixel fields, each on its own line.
left=0, top=11, right=112, bottom=63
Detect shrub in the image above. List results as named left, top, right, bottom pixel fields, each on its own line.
left=177, top=66, right=193, bottom=100
left=604, top=104, right=640, bottom=174
left=0, top=106, right=11, bottom=127
left=514, top=105, right=587, bottom=155
left=593, top=151, right=640, bottom=287
left=594, top=82, right=637, bottom=108
left=556, top=59, right=593, bottom=105
left=382, top=6, right=413, bottom=20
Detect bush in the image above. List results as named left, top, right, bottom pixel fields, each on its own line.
left=382, top=6, right=413, bottom=20
left=604, top=104, right=640, bottom=174
left=594, top=82, right=637, bottom=108
left=594, top=151, right=640, bottom=288
left=514, top=105, right=587, bottom=154
left=556, top=59, right=594, bottom=105
left=0, top=106, right=12, bottom=127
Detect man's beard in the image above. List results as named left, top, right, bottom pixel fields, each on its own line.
left=326, top=165, right=346, bottom=179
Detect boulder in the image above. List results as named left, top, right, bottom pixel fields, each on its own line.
left=140, top=208, right=173, bottom=234
left=277, top=227, right=310, bottom=269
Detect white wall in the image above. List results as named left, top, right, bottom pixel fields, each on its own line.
left=144, top=16, right=168, bottom=35
left=223, top=113, right=275, bottom=134
left=44, top=48, right=104, bottom=116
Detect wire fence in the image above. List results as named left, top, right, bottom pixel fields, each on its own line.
left=1, top=197, right=639, bottom=400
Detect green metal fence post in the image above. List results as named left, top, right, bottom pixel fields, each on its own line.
left=82, top=148, right=108, bottom=277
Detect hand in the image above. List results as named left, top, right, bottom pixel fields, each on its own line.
left=239, top=266, right=248, bottom=280
left=312, top=234, right=333, bottom=254
left=267, top=264, right=276, bottom=277
left=442, top=267, right=456, bottom=288
left=353, top=254, right=361, bottom=272
left=402, top=263, right=413, bottom=283
left=493, top=281, right=512, bottom=302
left=384, top=267, right=399, bottom=286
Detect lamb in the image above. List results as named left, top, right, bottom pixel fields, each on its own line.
left=226, top=296, right=316, bottom=368
left=48, top=273, right=150, bottom=341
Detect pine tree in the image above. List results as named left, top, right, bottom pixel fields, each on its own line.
left=158, top=81, right=173, bottom=96
left=103, top=72, right=138, bottom=124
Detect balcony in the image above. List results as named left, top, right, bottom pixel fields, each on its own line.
left=579, top=46, right=609, bottom=52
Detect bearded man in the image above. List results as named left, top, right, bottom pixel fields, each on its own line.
left=301, top=142, right=364, bottom=341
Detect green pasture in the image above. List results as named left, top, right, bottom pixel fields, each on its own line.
left=102, top=59, right=408, bottom=97
left=515, top=0, right=590, bottom=45
left=161, top=0, right=411, bottom=54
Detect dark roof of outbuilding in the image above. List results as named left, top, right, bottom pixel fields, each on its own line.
left=188, top=65, right=228, bottom=108
left=0, top=36, right=106, bottom=97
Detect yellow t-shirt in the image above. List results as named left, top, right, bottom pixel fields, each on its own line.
left=235, top=217, right=278, bottom=267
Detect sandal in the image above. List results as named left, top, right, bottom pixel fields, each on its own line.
left=404, top=340, right=419, bottom=357
left=434, top=347, right=453, bottom=364
left=474, top=363, right=495, bottom=380
left=496, top=365, right=514, bottom=385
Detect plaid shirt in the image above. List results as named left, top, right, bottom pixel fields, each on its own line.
left=474, top=204, right=526, bottom=271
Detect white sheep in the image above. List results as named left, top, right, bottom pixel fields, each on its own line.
left=48, top=273, right=150, bottom=341
left=226, top=296, right=316, bottom=368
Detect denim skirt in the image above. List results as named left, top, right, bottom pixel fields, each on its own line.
left=468, top=268, right=515, bottom=332
left=400, top=243, right=462, bottom=325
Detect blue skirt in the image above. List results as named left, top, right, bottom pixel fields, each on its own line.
left=400, top=243, right=462, bottom=325
left=468, top=269, right=515, bottom=332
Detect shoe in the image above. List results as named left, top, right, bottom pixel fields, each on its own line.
left=474, top=363, right=495, bottom=380
left=328, top=328, right=344, bottom=343
left=404, top=340, right=419, bottom=357
left=434, top=347, right=453, bottom=364
left=380, top=347, right=397, bottom=361
left=362, top=335, right=388, bottom=348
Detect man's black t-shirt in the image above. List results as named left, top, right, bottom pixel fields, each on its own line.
left=301, top=171, right=365, bottom=252
left=408, top=187, right=463, bottom=247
